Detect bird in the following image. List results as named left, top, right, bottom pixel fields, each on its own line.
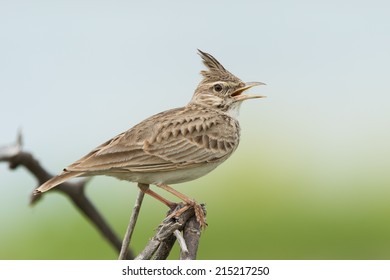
left=34, top=50, right=266, bottom=228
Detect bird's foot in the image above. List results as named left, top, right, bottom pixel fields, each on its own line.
left=193, top=202, right=207, bottom=229
left=156, top=183, right=207, bottom=229
left=167, top=201, right=207, bottom=229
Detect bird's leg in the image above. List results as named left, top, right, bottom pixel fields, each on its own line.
left=156, top=183, right=207, bottom=228
left=138, top=183, right=177, bottom=210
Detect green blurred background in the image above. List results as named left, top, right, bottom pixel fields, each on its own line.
left=1, top=0, right=390, bottom=259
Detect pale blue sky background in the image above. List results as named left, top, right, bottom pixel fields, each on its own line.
left=1, top=0, right=389, bottom=168
left=1, top=0, right=390, bottom=258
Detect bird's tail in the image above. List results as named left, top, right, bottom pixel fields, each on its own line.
left=34, top=170, right=84, bottom=195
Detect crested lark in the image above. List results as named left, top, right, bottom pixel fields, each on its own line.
left=34, top=50, right=265, bottom=227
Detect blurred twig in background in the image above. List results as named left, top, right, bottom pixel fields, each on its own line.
left=0, top=131, right=134, bottom=259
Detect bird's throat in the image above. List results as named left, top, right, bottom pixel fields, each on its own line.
left=226, top=102, right=242, bottom=118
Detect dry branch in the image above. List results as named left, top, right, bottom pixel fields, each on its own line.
left=0, top=133, right=134, bottom=259
left=135, top=203, right=203, bottom=260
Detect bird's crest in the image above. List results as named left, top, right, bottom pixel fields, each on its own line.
left=197, top=49, right=240, bottom=83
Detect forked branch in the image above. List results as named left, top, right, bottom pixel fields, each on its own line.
left=135, top=203, right=203, bottom=260
left=0, top=132, right=134, bottom=259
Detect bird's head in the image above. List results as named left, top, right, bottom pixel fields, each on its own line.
left=190, top=50, right=265, bottom=116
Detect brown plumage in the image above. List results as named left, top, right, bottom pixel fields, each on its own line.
left=34, top=50, right=265, bottom=226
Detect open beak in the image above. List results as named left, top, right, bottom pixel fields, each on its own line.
left=232, top=81, right=266, bottom=101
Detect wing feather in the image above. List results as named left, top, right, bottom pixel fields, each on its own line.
left=65, top=107, right=239, bottom=174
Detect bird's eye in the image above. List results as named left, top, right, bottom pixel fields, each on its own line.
left=213, top=84, right=223, bottom=92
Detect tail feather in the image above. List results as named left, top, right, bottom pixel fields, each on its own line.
left=34, top=171, right=84, bottom=194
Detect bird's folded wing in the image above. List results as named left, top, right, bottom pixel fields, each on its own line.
left=65, top=112, right=238, bottom=173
